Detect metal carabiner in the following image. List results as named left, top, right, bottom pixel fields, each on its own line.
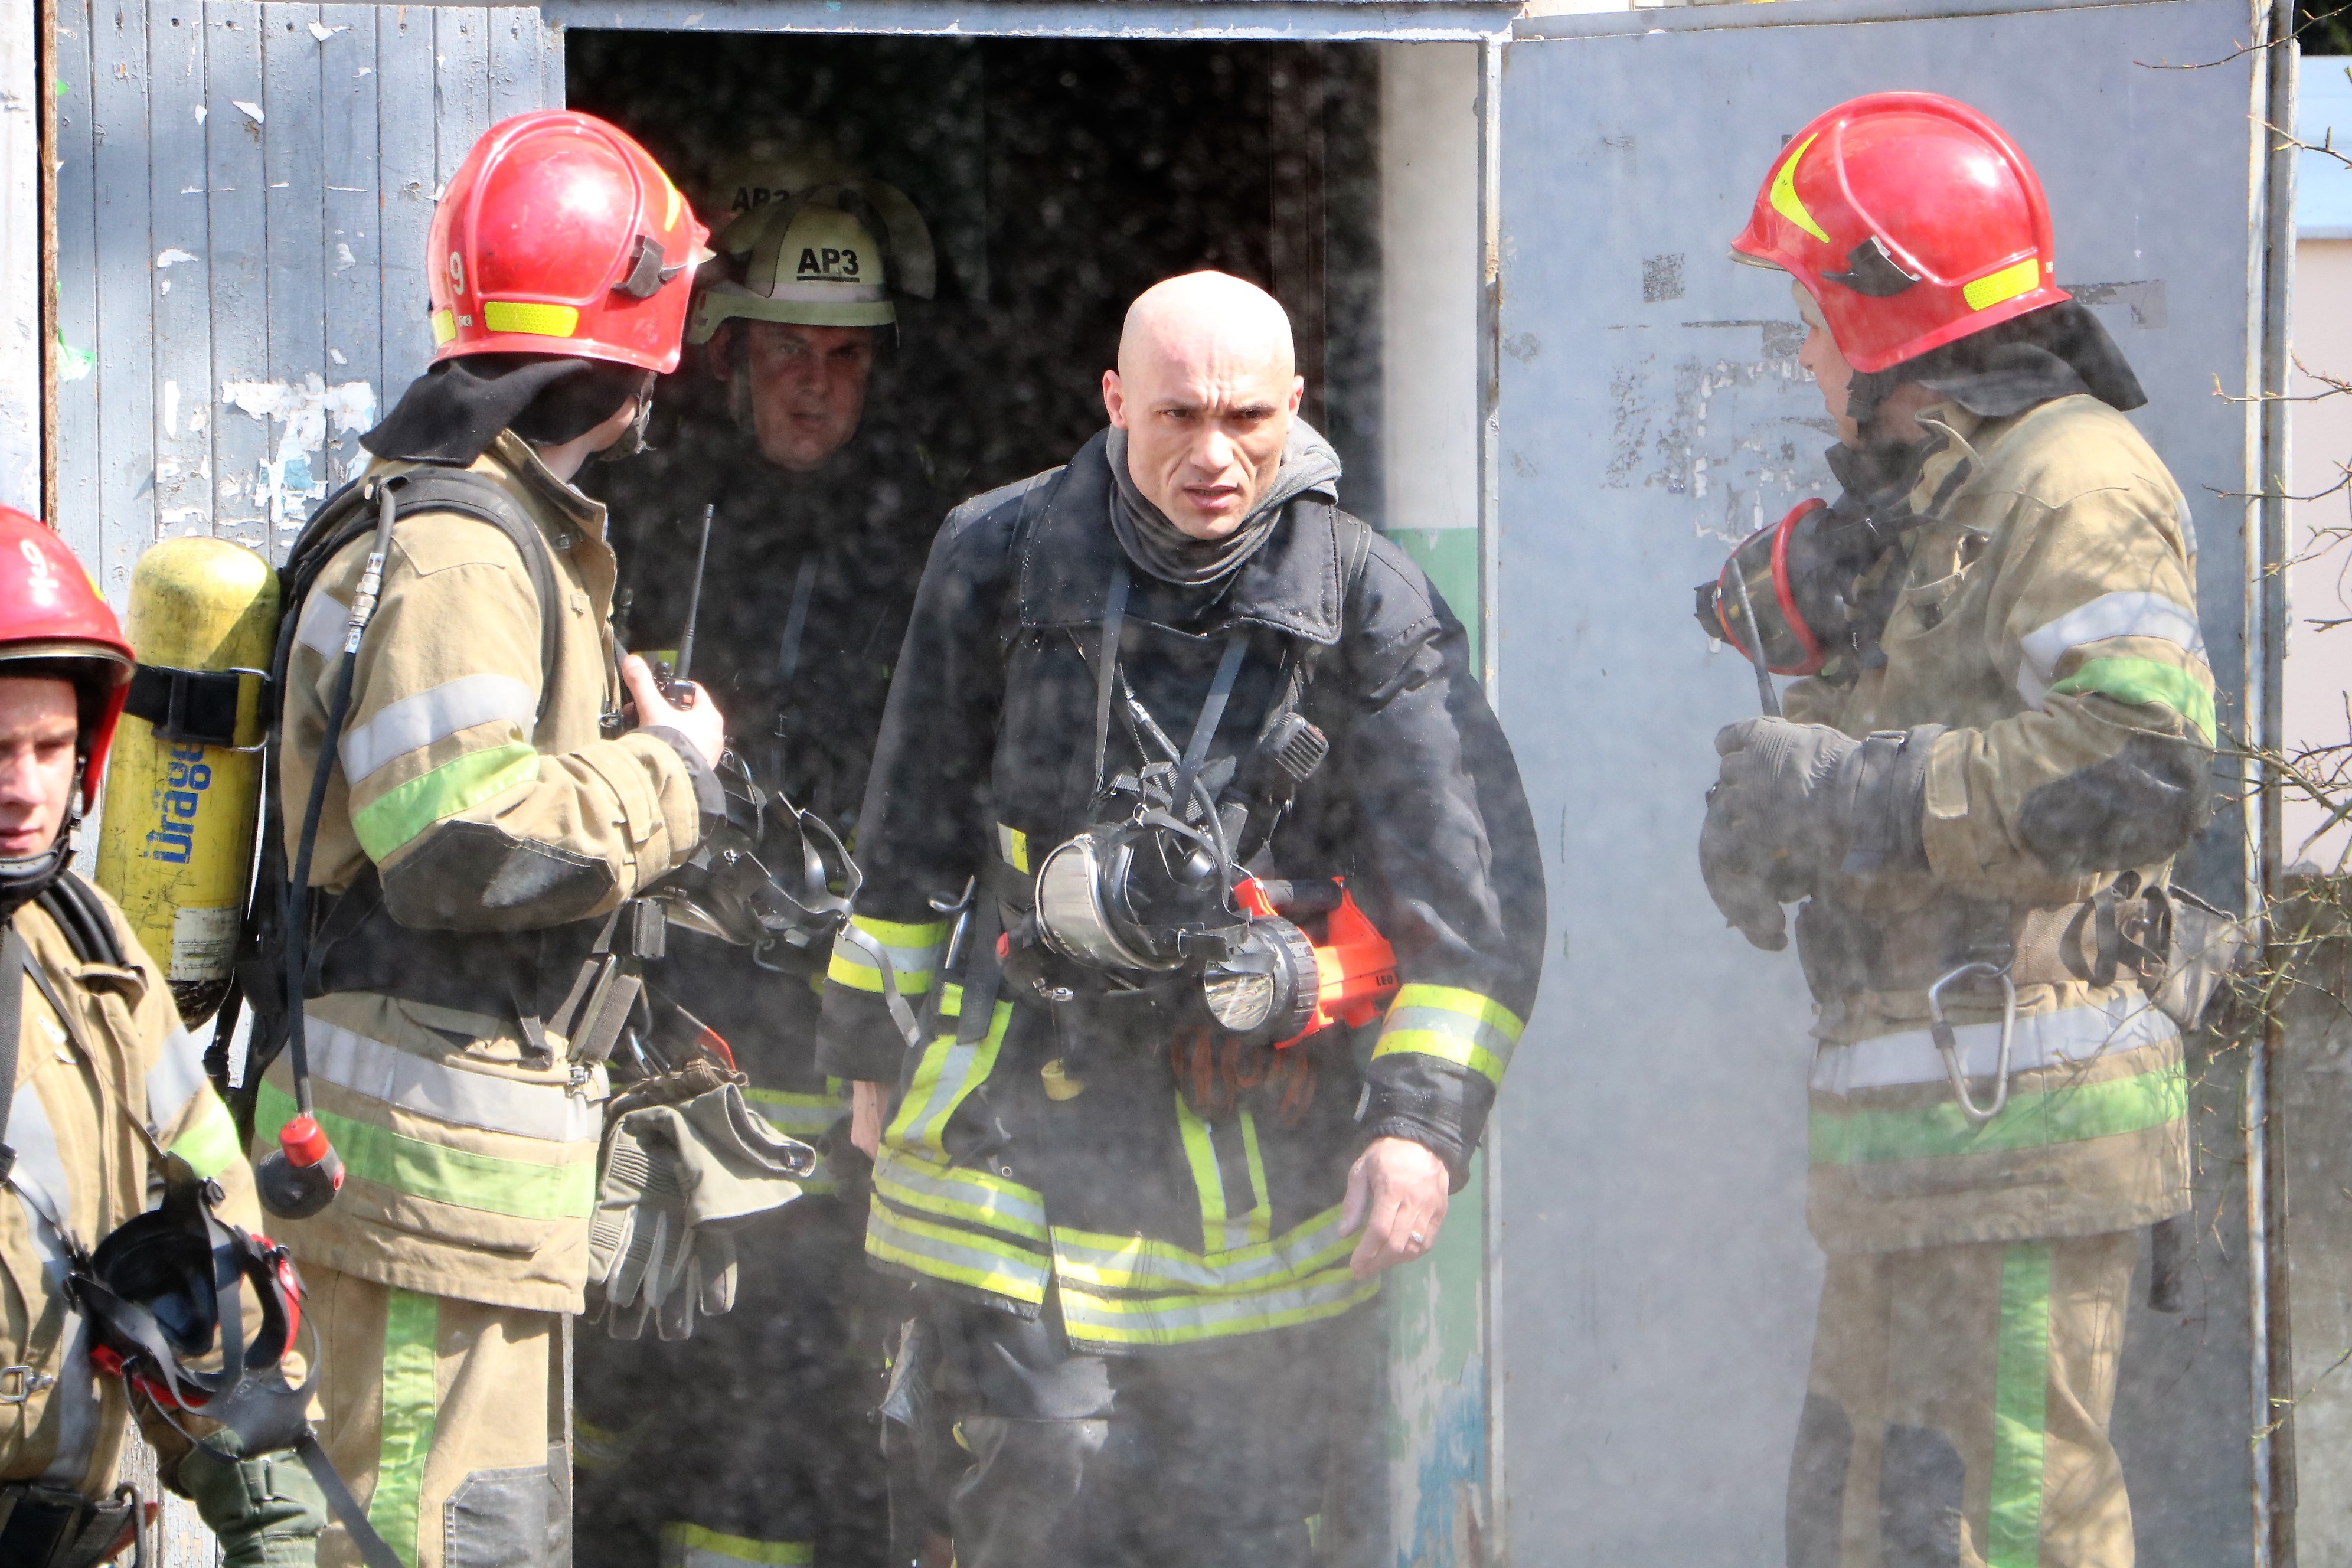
left=0, top=1364, right=57, bottom=1404
left=1928, top=961, right=2019, bottom=1126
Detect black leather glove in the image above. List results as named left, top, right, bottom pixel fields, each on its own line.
left=1701, top=718, right=1940, bottom=950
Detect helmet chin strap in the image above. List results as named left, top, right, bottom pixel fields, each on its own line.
left=0, top=765, right=84, bottom=925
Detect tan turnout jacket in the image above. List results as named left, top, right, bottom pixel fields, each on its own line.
left=259, top=430, right=707, bottom=1311
left=1786, top=394, right=2209, bottom=1253
left=2, top=890, right=254, bottom=1497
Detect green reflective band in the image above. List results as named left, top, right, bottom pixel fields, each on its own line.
left=1051, top=1206, right=1357, bottom=1295
left=2049, top=656, right=2216, bottom=746
left=1809, top=1064, right=2185, bottom=1167
left=256, top=1082, right=595, bottom=1219
left=1987, top=1242, right=2053, bottom=1567
left=167, top=1089, right=241, bottom=1180
left=874, top=1147, right=1047, bottom=1241
left=661, top=1521, right=814, bottom=1567
left=351, top=741, right=540, bottom=861
left=1057, top=1269, right=1378, bottom=1348
left=867, top=1195, right=1050, bottom=1303
left=1372, top=984, right=1525, bottom=1086
left=826, top=915, right=947, bottom=995
left=884, top=984, right=1014, bottom=1157
left=370, top=1288, right=439, bottom=1566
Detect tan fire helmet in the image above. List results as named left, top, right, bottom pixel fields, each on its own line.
left=687, top=178, right=938, bottom=342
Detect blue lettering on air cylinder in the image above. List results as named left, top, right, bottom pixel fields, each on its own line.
left=145, top=741, right=209, bottom=864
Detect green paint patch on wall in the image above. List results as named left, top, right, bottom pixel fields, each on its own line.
left=1388, top=528, right=1480, bottom=671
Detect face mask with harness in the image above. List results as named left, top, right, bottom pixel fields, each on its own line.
left=959, top=560, right=1402, bottom=1118
left=0, top=876, right=401, bottom=1568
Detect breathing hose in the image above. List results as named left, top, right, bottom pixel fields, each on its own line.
left=256, top=479, right=397, bottom=1218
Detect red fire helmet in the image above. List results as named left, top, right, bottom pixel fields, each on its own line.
left=427, top=110, right=710, bottom=375
left=1731, top=92, right=2070, bottom=374
left=0, top=507, right=134, bottom=805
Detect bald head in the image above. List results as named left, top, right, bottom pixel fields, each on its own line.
left=1105, top=271, right=1304, bottom=540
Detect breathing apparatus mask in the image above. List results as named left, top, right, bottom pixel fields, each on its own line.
left=1018, top=708, right=1396, bottom=1052
left=77, top=1157, right=312, bottom=1450
left=1694, top=432, right=1952, bottom=676
left=645, top=750, right=858, bottom=968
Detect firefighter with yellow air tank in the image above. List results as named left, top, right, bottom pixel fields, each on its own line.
left=0, top=505, right=328, bottom=1568
left=213, top=110, right=754, bottom=1568
left=1694, top=93, right=2213, bottom=1567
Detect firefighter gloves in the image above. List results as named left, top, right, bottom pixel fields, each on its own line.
left=175, top=1436, right=330, bottom=1568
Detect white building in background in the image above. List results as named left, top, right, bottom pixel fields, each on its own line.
left=2290, top=57, right=2352, bottom=868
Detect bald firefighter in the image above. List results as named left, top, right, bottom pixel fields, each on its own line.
left=574, top=174, right=950, bottom=1568
left=0, top=507, right=325, bottom=1568
left=243, top=112, right=724, bottom=1568
left=1696, top=94, right=2210, bottom=1567
left=818, top=271, right=1545, bottom=1567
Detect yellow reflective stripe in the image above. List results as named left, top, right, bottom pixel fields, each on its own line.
left=1173, top=1095, right=1269, bottom=1252
left=351, top=743, right=540, bottom=862
left=1056, top=1270, right=1377, bottom=1348
left=369, top=1289, right=439, bottom=1566
left=866, top=1195, right=1050, bottom=1304
left=825, top=915, right=947, bottom=995
left=874, top=1146, right=1047, bottom=1240
left=1964, top=256, right=2041, bottom=312
left=996, top=822, right=1030, bottom=874
left=481, top=299, right=580, bottom=338
left=884, top=985, right=1013, bottom=1157
left=166, top=1088, right=241, bottom=1180
left=1050, top=1205, right=1357, bottom=1295
left=1769, top=132, right=1831, bottom=243
left=661, top=1522, right=814, bottom=1567
left=743, top=1086, right=846, bottom=1137
left=1176, top=1095, right=1230, bottom=1255
left=1237, top=1108, right=1272, bottom=1248
left=1372, top=984, right=1524, bottom=1085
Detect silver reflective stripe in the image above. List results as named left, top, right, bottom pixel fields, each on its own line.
left=1809, top=994, right=2178, bottom=1095
left=8, top=1083, right=100, bottom=1484
left=338, top=672, right=538, bottom=784
left=867, top=1198, right=1052, bottom=1301
left=1057, top=1269, right=1374, bottom=1344
left=1376, top=1002, right=1521, bottom=1075
left=306, top=1017, right=602, bottom=1142
left=1051, top=1207, right=1354, bottom=1293
left=143, top=1023, right=209, bottom=1135
left=295, top=589, right=349, bottom=658
left=874, top=1151, right=1048, bottom=1239
left=2016, top=590, right=2206, bottom=707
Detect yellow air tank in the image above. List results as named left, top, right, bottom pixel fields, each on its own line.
left=96, top=537, right=278, bottom=1026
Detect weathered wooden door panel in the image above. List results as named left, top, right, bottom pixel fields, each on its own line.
left=53, top=0, right=560, bottom=587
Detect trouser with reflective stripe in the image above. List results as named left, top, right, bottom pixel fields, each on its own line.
left=573, top=1197, right=891, bottom=1568
left=305, top=1264, right=571, bottom=1568
left=929, top=1293, right=1363, bottom=1568
left=1789, top=1233, right=2136, bottom=1568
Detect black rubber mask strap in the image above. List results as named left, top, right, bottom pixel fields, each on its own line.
left=1172, top=632, right=1249, bottom=828
left=1090, top=564, right=1131, bottom=801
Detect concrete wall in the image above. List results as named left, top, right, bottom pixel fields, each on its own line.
left=1, top=0, right=36, bottom=512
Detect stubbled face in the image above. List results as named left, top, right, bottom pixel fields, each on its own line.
left=717, top=321, right=876, bottom=473
left=1103, top=327, right=1302, bottom=541
left=0, top=678, right=80, bottom=861
left=1794, top=282, right=1863, bottom=446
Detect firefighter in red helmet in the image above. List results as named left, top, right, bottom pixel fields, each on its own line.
left=0, top=508, right=331, bottom=1568
left=1696, top=94, right=2209, bottom=1567
left=239, top=111, right=733, bottom=1568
